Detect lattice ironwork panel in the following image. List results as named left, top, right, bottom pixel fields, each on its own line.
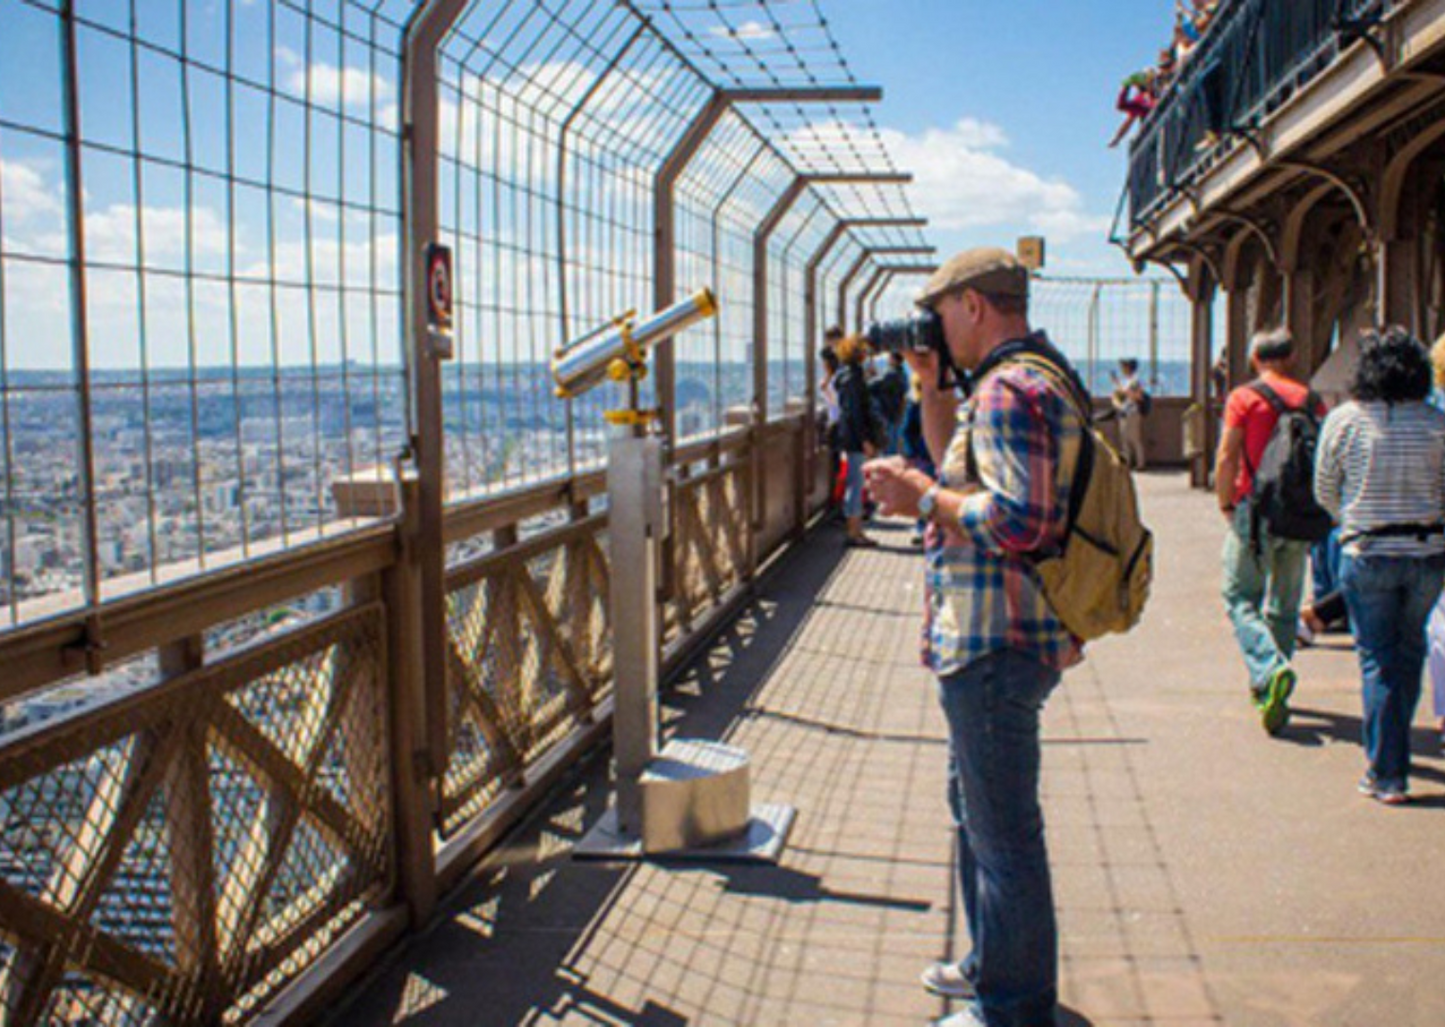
left=669, top=459, right=749, bottom=637
left=440, top=518, right=609, bottom=837
left=0, top=604, right=389, bottom=1025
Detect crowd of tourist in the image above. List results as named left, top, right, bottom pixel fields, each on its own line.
left=817, top=326, right=910, bottom=548
left=1215, top=324, right=1445, bottom=806
left=1110, top=0, right=1220, bottom=148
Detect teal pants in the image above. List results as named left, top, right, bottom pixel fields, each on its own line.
left=1221, top=504, right=1311, bottom=690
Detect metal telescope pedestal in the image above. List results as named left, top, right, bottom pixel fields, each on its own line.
left=575, top=433, right=794, bottom=862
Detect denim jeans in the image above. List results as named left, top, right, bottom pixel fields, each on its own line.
left=1340, top=553, right=1445, bottom=794
left=842, top=451, right=866, bottom=518
left=1311, top=528, right=1343, bottom=602
left=937, top=649, right=1062, bottom=1027
left=1221, top=504, right=1311, bottom=690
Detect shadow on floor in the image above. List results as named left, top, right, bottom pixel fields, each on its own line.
left=330, top=530, right=936, bottom=1027
left=1280, top=705, right=1445, bottom=799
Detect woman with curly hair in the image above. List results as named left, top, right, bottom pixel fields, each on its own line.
left=1315, top=327, right=1445, bottom=804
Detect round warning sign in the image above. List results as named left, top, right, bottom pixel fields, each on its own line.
left=426, top=244, right=452, bottom=334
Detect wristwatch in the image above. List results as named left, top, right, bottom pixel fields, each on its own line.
left=918, top=483, right=941, bottom=521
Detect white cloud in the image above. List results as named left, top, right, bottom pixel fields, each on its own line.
left=709, top=20, right=775, bottom=42
left=1, top=159, right=63, bottom=222
left=83, top=204, right=231, bottom=264
left=876, top=119, right=1110, bottom=243
left=277, top=47, right=395, bottom=110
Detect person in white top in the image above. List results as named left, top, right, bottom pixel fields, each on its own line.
left=1111, top=358, right=1148, bottom=470
left=1315, top=328, right=1445, bottom=804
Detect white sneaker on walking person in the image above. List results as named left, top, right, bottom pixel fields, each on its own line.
left=933, top=1006, right=987, bottom=1027
left=920, top=961, right=976, bottom=999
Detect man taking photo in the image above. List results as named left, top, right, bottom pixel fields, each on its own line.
left=866, top=247, right=1088, bottom=1027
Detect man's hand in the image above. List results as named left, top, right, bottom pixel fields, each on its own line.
left=863, top=456, right=933, bottom=519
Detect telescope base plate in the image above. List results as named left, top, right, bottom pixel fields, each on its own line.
left=573, top=802, right=795, bottom=864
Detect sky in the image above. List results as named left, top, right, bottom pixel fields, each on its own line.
left=822, top=0, right=1183, bottom=279
left=0, top=0, right=1188, bottom=371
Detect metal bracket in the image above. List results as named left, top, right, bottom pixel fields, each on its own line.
left=1335, top=11, right=1387, bottom=69
left=62, top=613, right=110, bottom=676
left=1229, top=122, right=1269, bottom=162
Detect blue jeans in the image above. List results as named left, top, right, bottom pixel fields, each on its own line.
left=937, top=650, right=1061, bottom=1027
left=842, top=451, right=866, bottom=518
left=1340, top=553, right=1445, bottom=794
left=1221, top=504, right=1310, bottom=690
left=1311, top=528, right=1343, bottom=601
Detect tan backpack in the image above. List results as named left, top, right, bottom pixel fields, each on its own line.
left=972, top=348, right=1153, bottom=641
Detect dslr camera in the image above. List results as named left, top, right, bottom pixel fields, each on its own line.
left=864, top=309, right=956, bottom=389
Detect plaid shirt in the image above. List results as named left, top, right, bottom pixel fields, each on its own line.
left=923, top=350, right=1085, bottom=675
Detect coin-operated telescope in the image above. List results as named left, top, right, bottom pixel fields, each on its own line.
left=552, top=288, right=717, bottom=427
left=557, top=290, right=794, bottom=864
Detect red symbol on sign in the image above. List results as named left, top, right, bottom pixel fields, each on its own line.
left=426, top=245, right=452, bottom=334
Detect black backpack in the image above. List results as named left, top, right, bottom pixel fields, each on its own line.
left=1245, top=381, right=1333, bottom=545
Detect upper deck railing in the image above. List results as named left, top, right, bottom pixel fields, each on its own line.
left=1126, top=0, right=1396, bottom=230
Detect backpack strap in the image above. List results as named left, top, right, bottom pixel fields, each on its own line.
left=965, top=348, right=1094, bottom=558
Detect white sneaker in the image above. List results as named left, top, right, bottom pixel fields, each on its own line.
left=920, top=961, right=976, bottom=999
left=933, top=1007, right=987, bottom=1027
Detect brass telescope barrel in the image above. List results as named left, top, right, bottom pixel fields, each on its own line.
left=552, top=288, right=717, bottom=399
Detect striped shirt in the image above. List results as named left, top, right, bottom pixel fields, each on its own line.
left=924, top=351, right=1085, bottom=675
left=1314, top=400, right=1445, bottom=557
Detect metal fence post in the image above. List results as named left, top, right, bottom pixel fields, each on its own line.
left=401, top=0, right=470, bottom=888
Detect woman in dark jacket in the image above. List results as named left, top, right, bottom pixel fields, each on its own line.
left=834, top=334, right=882, bottom=546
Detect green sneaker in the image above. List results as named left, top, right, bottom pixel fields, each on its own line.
left=1261, top=667, right=1296, bottom=736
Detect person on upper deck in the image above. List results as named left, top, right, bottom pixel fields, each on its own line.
left=1215, top=328, right=1327, bottom=736
left=1315, top=327, right=1445, bottom=805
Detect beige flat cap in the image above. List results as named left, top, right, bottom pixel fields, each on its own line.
left=916, top=247, right=1029, bottom=308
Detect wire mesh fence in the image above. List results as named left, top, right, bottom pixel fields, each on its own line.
left=0, top=0, right=927, bottom=632
left=864, top=274, right=1215, bottom=400
left=0, top=0, right=411, bottom=627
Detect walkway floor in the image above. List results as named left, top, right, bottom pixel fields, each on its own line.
left=335, top=474, right=1445, bottom=1027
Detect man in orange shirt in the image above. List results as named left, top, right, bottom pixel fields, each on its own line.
left=1214, top=329, right=1326, bottom=734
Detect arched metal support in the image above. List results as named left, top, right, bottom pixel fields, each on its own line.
left=1139, top=257, right=1190, bottom=296
left=654, top=85, right=883, bottom=443
left=752, top=172, right=913, bottom=424
left=1212, top=209, right=1281, bottom=273
left=1170, top=240, right=1224, bottom=299
left=1277, top=159, right=1375, bottom=245
left=1379, top=116, right=1445, bottom=240
left=861, top=264, right=937, bottom=326
left=801, top=217, right=926, bottom=487
left=854, top=265, right=891, bottom=331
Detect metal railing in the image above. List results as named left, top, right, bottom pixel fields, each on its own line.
left=1127, top=0, right=1395, bottom=227
left=0, top=0, right=916, bottom=1022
